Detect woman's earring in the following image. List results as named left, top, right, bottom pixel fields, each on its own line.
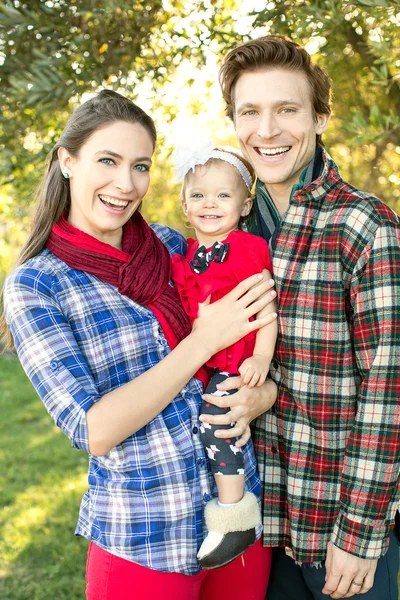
left=63, top=172, right=69, bottom=179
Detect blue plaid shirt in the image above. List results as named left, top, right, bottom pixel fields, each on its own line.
left=4, top=224, right=261, bottom=575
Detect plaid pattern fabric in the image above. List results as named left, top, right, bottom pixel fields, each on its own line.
left=4, top=223, right=261, bottom=575
left=252, top=151, right=400, bottom=562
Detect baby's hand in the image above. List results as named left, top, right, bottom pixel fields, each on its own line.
left=238, top=355, right=270, bottom=388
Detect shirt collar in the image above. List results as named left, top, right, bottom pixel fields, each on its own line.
left=255, top=145, right=325, bottom=219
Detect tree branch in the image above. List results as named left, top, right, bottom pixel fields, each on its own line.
left=343, top=21, right=400, bottom=116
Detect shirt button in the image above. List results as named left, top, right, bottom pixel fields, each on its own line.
left=271, top=446, right=278, bottom=454
left=271, top=359, right=279, bottom=369
left=50, top=360, right=59, bottom=371
left=203, top=493, right=211, bottom=502
left=192, top=426, right=199, bottom=434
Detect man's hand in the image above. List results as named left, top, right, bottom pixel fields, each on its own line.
left=199, top=376, right=277, bottom=447
left=322, top=542, right=378, bottom=598
left=238, top=354, right=270, bottom=388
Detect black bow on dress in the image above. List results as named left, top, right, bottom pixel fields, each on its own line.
left=190, top=241, right=230, bottom=274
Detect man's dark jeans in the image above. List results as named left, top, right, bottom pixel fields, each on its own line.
left=266, top=532, right=399, bottom=600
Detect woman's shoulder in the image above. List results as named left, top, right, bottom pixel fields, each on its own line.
left=3, top=251, right=71, bottom=325
left=150, top=223, right=187, bottom=257
left=5, top=250, right=69, bottom=293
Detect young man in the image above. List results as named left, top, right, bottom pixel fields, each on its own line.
left=219, top=36, right=400, bottom=600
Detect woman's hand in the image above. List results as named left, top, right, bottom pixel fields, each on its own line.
left=191, top=272, right=277, bottom=358
left=199, top=377, right=277, bottom=446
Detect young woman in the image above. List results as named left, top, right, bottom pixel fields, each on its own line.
left=1, top=90, right=277, bottom=600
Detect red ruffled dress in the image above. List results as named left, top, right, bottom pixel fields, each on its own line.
left=171, top=230, right=273, bottom=373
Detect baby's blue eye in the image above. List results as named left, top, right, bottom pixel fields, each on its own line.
left=192, top=193, right=204, bottom=199
left=219, top=193, right=230, bottom=198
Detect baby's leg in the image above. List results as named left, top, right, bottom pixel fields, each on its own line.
left=215, top=473, right=244, bottom=504
left=198, top=371, right=261, bottom=570
left=200, top=371, right=244, bottom=504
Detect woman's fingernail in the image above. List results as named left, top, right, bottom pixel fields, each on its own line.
left=269, top=279, right=275, bottom=285
left=270, top=290, right=277, bottom=297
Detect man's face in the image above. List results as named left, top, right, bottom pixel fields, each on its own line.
left=234, top=68, right=329, bottom=199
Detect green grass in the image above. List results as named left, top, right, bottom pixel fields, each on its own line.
left=0, top=355, right=88, bottom=600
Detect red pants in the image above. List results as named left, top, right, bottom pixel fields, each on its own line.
left=86, top=539, right=271, bottom=600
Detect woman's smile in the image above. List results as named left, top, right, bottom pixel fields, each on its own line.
left=98, top=194, right=131, bottom=211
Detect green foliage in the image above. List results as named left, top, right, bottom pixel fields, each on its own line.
left=0, top=0, right=180, bottom=198
left=0, top=0, right=399, bottom=281
left=0, top=0, right=242, bottom=276
left=355, top=0, right=400, bottom=6
left=237, top=1, right=400, bottom=211
left=0, top=354, right=87, bottom=599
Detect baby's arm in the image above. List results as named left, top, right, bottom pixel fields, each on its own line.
left=239, top=276, right=278, bottom=388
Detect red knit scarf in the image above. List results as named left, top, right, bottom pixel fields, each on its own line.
left=47, top=213, right=192, bottom=352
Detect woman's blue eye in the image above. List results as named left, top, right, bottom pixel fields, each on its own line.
left=99, top=157, right=115, bottom=165
left=135, top=164, right=150, bottom=172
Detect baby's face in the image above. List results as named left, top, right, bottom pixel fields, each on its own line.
left=182, top=160, right=252, bottom=247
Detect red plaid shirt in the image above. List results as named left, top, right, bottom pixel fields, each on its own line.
left=253, top=150, right=400, bottom=561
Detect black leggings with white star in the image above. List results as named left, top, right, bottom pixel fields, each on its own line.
left=199, top=371, right=244, bottom=476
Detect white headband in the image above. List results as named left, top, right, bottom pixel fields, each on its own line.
left=173, top=138, right=253, bottom=192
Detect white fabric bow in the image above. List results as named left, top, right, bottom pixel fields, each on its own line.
left=173, top=135, right=215, bottom=181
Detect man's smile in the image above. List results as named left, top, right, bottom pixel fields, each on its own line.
left=255, top=146, right=291, bottom=157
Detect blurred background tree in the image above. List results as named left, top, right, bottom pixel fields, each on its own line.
left=247, top=0, right=400, bottom=208
left=0, top=0, right=399, bottom=283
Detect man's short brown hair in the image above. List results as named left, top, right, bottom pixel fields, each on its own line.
left=219, top=35, right=332, bottom=130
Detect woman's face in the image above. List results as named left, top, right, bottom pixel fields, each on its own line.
left=59, top=120, right=154, bottom=248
